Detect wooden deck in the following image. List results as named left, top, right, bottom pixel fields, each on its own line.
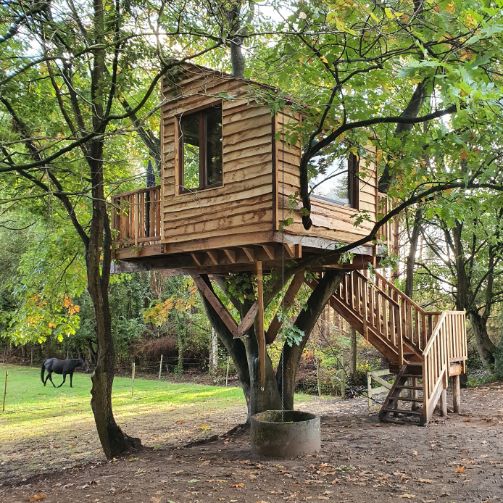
left=111, top=185, right=397, bottom=274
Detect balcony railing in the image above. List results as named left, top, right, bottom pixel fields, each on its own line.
left=112, top=186, right=161, bottom=247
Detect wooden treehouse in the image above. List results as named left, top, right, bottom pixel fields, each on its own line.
left=111, top=63, right=467, bottom=425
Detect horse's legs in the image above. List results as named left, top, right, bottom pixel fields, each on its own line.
left=70, top=372, right=73, bottom=388
left=47, top=372, right=56, bottom=387
left=58, top=373, right=67, bottom=388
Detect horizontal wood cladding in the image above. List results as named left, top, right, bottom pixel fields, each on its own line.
left=156, top=64, right=380, bottom=255
left=274, top=111, right=378, bottom=245
left=161, top=67, right=275, bottom=246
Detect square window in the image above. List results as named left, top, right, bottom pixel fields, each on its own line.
left=179, top=104, right=223, bottom=192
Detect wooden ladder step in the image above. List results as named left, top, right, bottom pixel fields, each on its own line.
left=396, top=385, right=423, bottom=391
left=381, top=408, right=422, bottom=416
left=396, top=396, right=423, bottom=402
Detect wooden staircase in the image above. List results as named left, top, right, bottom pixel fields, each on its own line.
left=323, top=270, right=468, bottom=425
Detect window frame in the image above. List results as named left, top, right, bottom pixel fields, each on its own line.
left=177, top=102, right=223, bottom=194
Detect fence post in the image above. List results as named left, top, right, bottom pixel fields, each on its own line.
left=131, top=362, right=136, bottom=398
left=158, top=355, right=163, bottom=380
left=2, top=370, right=8, bottom=413
left=225, top=356, right=230, bottom=387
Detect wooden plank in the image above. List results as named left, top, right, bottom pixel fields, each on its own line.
left=192, top=275, right=238, bottom=338
left=236, top=302, right=259, bottom=338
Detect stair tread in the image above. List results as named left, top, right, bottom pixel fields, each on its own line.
left=396, top=385, right=423, bottom=390
left=396, top=396, right=423, bottom=402
left=381, top=408, right=422, bottom=415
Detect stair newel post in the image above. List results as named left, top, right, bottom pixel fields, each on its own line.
left=422, top=355, right=428, bottom=423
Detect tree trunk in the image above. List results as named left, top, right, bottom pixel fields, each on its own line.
left=468, top=311, right=496, bottom=367
left=405, top=208, right=423, bottom=298
left=278, top=271, right=344, bottom=409
left=87, top=243, right=140, bottom=458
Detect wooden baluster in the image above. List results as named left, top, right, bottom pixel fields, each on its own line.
left=149, top=189, right=155, bottom=239
left=369, top=282, right=375, bottom=330
left=383, top=296, right=389, bottom=341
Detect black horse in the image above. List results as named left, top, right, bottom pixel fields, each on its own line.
left=41, top=357, right=88, bottom=388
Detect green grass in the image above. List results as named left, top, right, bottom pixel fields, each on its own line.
left=0, top=364, right=244, bottom=442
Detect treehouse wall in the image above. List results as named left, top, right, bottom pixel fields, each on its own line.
left=274, top=111, right=378, bottom=245
left=160, top=67, right=275, bottom=253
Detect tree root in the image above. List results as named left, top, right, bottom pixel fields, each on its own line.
left=182, top=422, right=249, bottom=448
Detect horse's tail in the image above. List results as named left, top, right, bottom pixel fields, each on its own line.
left=40, top=360, right=46, bottom=384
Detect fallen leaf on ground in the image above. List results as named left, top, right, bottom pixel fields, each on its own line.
left=29, top=494, right=46, bottom=502
left=455, top=465, right=465, bottom=474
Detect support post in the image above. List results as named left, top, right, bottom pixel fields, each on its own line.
left=131, top=362, right=136, bottom=398
left=158, top=354, right=163, bottom=380
left=2, top=370, right=7, bottom=413
left=440, top=388, right=447, bottom=416
left=350, top=327, right=357, bottom=378
left=256, top=261, right=266, bottom=391
left=225, top=356, right=230, bottom=386
left=209, top=328, right=218, bottom=375
left=452, top=375, right=461, bottom=413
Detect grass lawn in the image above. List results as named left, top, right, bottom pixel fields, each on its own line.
left=0, top=364, right=244, bottom=443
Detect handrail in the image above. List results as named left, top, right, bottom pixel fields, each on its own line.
left=331, top=270, right=404, bottom=363
left=422, top=311, right=467, bottom=422
left=375, top=272, right=429, bottom=315
left=422, top=313, right=448, bottom=422
left=112, top=186, right=161, bottom=247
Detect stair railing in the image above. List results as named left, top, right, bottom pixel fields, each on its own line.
left=422, top=312, right=448, bottom=422
left=374, top=272, right=441, bottom=352
left=422, top=311, right=467, bottom=422
left=332, top=271, right=403, bottom=364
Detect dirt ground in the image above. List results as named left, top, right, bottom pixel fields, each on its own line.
left=2, top=384, right=503, bottom=503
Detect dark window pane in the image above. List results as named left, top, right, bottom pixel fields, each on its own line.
left=181, top=112, right=200, bottom=190
left=206, top=106, right=222, bottom=186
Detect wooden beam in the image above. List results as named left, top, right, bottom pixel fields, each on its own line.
left=241, top=247, right=255, bottom=262
left=261, top=244, right=275, bottom=260
left=190, top=253, right=203, bottom=267
left=266, top=271, right=305, bottom=344
left=206, top=250, right=219, bottom=266
left=236, top=302, right=259, bottom=338
left=283, top=243, right=295, bottom=258
left=283, top=243, right=302, bottom=259
left=256, top=261, right=266, bottom=390
left=222, top=248, right=237, bottom=263
left=192, top=275, right=238, bottom=338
